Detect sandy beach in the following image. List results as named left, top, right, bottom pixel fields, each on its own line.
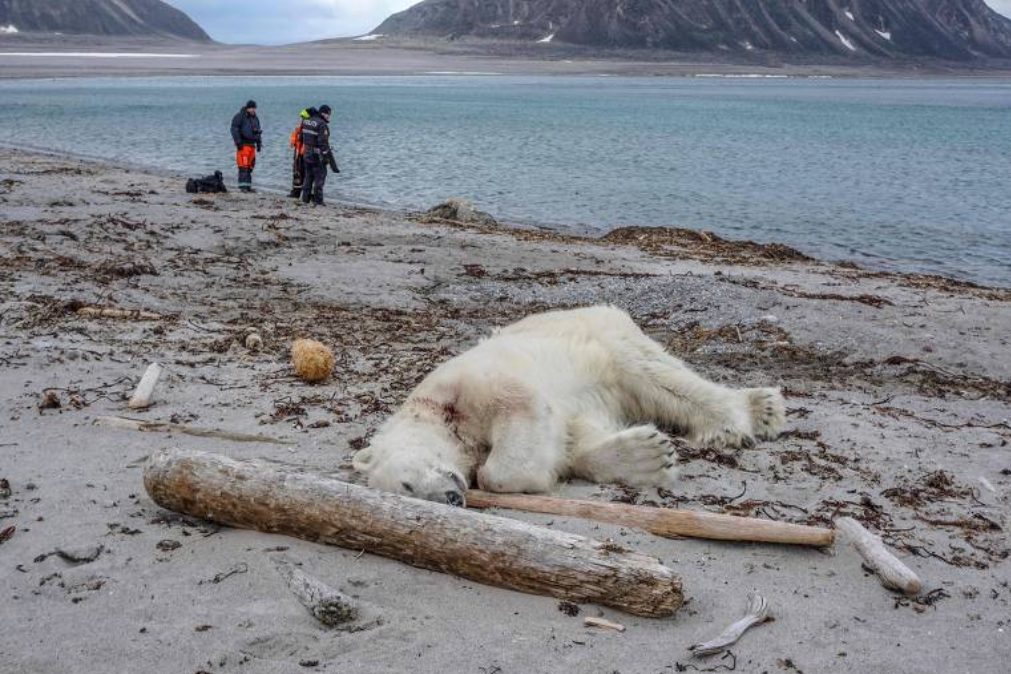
left=0, top=146, right=1009, bottom=673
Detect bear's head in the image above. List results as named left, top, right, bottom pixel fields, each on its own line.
left=352, top=418, right=470, bottom=507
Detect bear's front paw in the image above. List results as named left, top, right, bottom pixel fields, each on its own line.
left=747, top=387, right=786, bottom=440
left=477, top=463, right=554, bottom=494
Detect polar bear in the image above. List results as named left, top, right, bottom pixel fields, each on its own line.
left=353, top=306, right=785, bottom=506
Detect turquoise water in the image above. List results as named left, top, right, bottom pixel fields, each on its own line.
left=0, top=75, right=1008, bottom=286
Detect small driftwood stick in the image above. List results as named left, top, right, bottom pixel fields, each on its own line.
left=584, top=616, right=626, bottom=632
left=689, top=593, right=770, bottom=656
left=273, top=559, right=373, bottom=629
left=128, top=362, right=163, bottom=409
left=144, top=449, right=684, bottom=618
left=97, top=416, right=291, bottom=445
left=835, top=517, right=922, bottom=596
left=465, top=491, right=834, bottom=547
left=76, top=306, right=165, bottom=321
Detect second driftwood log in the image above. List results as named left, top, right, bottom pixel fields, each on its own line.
left=466, top=491, right=834, bottom=547
left=144, top=449, right=684, bottom=618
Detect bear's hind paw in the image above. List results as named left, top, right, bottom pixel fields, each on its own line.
left=747, top=387, right=786, bottom=440
left=576, top=426, right=683, bottom=489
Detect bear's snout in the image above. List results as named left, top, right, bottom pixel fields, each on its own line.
left=445, top=490, right=465, bottom=507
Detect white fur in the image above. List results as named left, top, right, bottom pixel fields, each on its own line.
left=354, top=306, right=786, bottom=504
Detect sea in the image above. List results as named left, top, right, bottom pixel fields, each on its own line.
left=0, top=75, right=1008, bottom=287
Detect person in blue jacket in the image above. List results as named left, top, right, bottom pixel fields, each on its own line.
left=230, top=100, right=262, bottom=193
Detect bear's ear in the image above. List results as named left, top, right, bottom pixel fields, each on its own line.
left=352, top=448, right=375, bottom=472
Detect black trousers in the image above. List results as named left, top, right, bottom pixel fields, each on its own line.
left=238, top=167, right=253, bottom=190
left=301, top=159, right=327, bottom=205
left=290, top=151, right=305, bottom=197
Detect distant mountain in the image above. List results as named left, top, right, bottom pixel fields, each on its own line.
left=0, top=0, right=210, bottom=41
left=375, top=0, right=1011, bottom=60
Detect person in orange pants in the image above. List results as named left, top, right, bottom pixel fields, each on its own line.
left=230, top=100, right=262, bottom=193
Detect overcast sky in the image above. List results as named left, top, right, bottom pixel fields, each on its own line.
left=992, top=0, right=1011, bottom=17
left=166, top=0, right=1011, bottom=45
left=165, top=1, right=419, bottom=44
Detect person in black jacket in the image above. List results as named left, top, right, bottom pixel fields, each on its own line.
left=230, top=100, right=262, bottom=193
left=300, top=104, right=338, bottom=206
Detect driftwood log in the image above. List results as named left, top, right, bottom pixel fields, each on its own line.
left=144, top=449, right=684, bottom=618
left=466, top=491, right=834, bottom=547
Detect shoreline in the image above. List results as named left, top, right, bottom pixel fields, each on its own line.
left=2, top=141, right=1006, bottom=296
left=1, top=147, right=1009, bottom=673
left=5, top=69, right=1011, bottom=82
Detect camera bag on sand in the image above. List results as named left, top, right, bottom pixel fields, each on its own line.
left=185, top=171, right=228, bottom=194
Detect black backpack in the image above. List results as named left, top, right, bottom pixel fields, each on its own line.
left=186, top=171, right=227, bottom=194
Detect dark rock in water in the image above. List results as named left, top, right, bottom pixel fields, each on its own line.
left=376, top=0, right=1011, bottom=61
left=426, top=198, right=499, bottom=226
left=0, top=0, right=211, bottom=41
